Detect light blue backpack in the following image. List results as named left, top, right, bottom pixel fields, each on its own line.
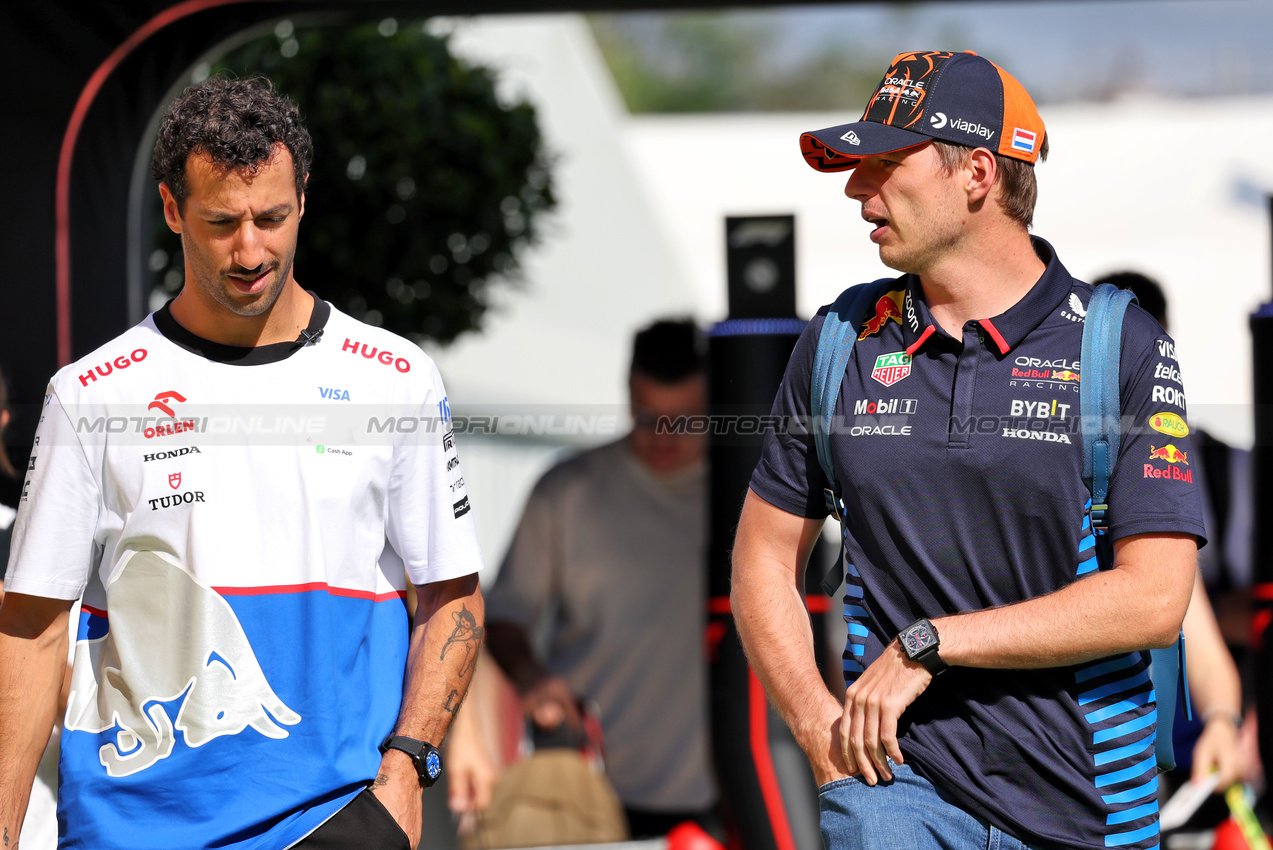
left=810, top=280, right=1189, bottom=770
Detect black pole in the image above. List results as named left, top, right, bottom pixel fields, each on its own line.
left=708, top=215, right=825, bottom=850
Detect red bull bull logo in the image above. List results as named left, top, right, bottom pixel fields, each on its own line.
left=1148, top=444, right=1188, bottom=464
left=1051, top=370, right=1080, bottom=383
left=858, top=291, right=906, bottom=340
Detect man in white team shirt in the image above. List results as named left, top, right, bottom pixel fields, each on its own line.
left=0, top=75, right=484, bottom=849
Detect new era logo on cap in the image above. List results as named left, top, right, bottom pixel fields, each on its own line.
left=1012, top=127, right=1037, bottom=154
left=840, top=130, right=861, bottom=146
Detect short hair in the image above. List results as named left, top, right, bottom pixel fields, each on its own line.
left=1092, top=271, right=1168, bottom=329
left=151, top=74, right=312, bottom=213
left=932, top=135, right=1049, bottom=229
left=630, top=319, right=704, bottom=384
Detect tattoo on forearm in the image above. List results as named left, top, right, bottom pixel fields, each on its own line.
left=443, top=689, right=460, bottom=715
left=375, top=772, right=389, bottom=787
left=439, top=605, right=484, bottom=679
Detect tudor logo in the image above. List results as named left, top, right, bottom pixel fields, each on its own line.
left=840, top=130, right=861, bottom=146
left=929, top=112, right=947, bottom=129
left=148, top=390, right=187, bottom=418
left=168, top=472, right=182, bottom=490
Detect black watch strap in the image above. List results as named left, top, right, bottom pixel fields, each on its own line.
left=379, top=735, right=443, bottom=787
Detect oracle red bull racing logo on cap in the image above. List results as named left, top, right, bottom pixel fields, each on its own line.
left=872, top=352, right=912, bottom=387
left=858, top=290, right=906, bottom=340
left=864, top=51, right=954, bottom=129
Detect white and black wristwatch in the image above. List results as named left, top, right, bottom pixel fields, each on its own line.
left=897, top=618, right=948, bottom=676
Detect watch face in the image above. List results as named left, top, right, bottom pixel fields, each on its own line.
left=903, top=625, right=933, bottom=655
left=425, top=751, right=442, bottom=780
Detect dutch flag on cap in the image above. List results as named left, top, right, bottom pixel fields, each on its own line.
left=1011, top=128, right=1037, bottom=154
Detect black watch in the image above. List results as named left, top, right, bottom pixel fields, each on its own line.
left=379, top=735, right=443, bottom=787
left=898, top=618, right=947, bottom=676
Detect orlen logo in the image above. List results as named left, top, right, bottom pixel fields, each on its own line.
left=148, top=390, right=186, bottom=418
left=145, top=390, right=196, bottom=440
left=342, top=339, right=411, bottom=373
left=79, top=349, right=147, bottom=387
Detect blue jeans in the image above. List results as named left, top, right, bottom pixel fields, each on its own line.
left=819, top=763, right=1037, bottom=850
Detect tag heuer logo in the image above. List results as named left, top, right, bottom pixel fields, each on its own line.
left=872, top=352, right=912, bottom=387
left=840, top=130, right=861, bottom=146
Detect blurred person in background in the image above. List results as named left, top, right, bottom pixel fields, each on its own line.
left=454, top=319, right=719, bottom=840
left=0, top=364, right=61, bottom=850
left=1095, top=271, right=1257, bottom=799
left=0, top=364, right=15, bottom=569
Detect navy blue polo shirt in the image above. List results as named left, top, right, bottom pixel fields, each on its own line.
left=750, top=238, right=1205, bottom=850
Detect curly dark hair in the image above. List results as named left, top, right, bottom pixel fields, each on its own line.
left=151, top=74, right=313, bottom=212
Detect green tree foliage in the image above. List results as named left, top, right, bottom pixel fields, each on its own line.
left=589, top=12, right=935, bottom=114
left=152, top=18, right=555, bottom=346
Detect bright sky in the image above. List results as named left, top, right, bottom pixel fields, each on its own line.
left=621, top=0, right=1273, bottom=104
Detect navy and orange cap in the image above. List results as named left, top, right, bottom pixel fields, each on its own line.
left=800, top=50, right=1046, bottom=172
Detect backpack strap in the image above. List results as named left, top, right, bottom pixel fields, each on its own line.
left=810, top=278, right=898, bottom=596
left=1080, top=283, right=1189, bottom=771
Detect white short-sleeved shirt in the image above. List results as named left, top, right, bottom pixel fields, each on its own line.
left=7, top=297, right=482, bottom=849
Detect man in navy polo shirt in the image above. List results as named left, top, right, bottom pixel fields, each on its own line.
left=731, top=50, right=1205, bottom=850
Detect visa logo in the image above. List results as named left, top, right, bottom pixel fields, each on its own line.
left=318, top=387, right=351, bottom=401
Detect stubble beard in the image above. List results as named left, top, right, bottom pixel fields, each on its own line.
left=878, top=215, right=964, bottom=278
left=182, top=235, right=296, bottom=319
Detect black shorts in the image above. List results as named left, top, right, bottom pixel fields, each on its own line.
left=292, top=788, right=410, bottom=849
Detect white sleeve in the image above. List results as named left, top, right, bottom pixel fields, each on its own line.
left=384, top=363, right=483, bottom=586
left=5, top=386, right=100, bottom=600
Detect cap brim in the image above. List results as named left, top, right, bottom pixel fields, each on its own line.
left=800, top=122, right=933, bottom=172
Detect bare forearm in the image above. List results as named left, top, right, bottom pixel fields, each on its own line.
left=731, top=492, right=842, bottom=779
left=393, top=574, right=485, bottom=748
left=936, top=534, right=1197, bottom=669
left=0, top=595, right=72, bottom=842
left=732, top=552, right=841, bottom=752
left=1181, top=573, right=1241, bottom=717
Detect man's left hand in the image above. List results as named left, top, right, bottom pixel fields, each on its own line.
left=371, top=753, right=423, bottom=849
left=840, top=640, right=932, bottom=785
